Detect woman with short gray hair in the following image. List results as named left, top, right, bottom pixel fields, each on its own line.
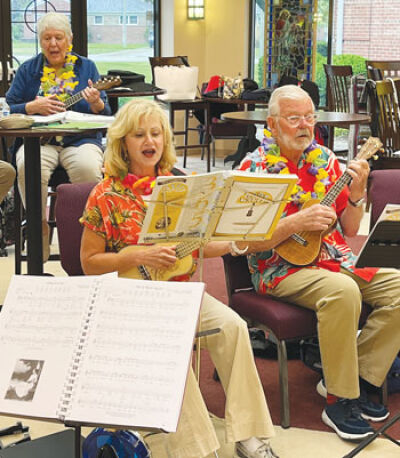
left=6, top=11, right=111, bottom=261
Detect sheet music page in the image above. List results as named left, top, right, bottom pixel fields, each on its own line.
left=139, top=172, right=226, bottom=243
left=0, top=275, right=96, bottom=420
left=66, top=277, right=204, bottom=432
left=212, top=172, right=298, bottom=240
left=31, top=112, right=67, bottom=124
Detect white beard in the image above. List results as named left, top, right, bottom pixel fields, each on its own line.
left=277, top=125, right=314, bottom=153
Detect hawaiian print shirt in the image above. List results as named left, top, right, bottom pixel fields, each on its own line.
left=239, top=138, right=378, bottom=294
left=80, top=175, right=148, bottom=253
left=80, top=174, right=196, bottom=281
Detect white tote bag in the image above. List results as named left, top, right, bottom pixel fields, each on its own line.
left=154, top=65, right=199, bottom=101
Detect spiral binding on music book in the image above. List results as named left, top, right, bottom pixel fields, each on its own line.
left=56, top=279, right=99, bottom=421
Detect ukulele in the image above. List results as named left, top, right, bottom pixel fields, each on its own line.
left=119, top=240, right=201, bottom=281
left=274, top=137, right=383, bottom=266
left=64, top=76, right=121, bottom=109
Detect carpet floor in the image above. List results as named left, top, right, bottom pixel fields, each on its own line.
left=192, top=257, right=400, bottom=440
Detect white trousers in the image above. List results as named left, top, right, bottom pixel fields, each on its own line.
left=0, top=160, right=15, bottom=203
left=16, top=143, right=103, bottom=220
left=162, top=292, right=274, bottom=458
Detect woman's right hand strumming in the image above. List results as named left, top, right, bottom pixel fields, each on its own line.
left=26, top=95, right=66, bottom=115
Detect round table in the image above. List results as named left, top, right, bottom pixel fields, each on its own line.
left=221, top=110, right=371, bottom=126
left=0, top=124, right=107, bottom=275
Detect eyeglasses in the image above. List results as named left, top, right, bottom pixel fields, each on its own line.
left=279, top=114, right=318, bottom=127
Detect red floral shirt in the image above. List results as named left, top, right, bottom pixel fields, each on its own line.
left=239, top=139, right=378, bottom=293
left=80, top=174, right=196, bottom=281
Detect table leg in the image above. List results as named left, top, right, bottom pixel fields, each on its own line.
left=24, top=137, right=43, bottom=275
left=204, top=103, right=211, bottom=173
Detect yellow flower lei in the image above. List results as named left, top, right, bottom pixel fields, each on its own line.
left=40, top=45, right=79, bottom=102
left=261, top=130, right=330, bottom=205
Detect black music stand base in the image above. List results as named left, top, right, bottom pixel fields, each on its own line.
left=0, top=429, right=82, bottom=458
left=343, top=412, right=400, bottom=457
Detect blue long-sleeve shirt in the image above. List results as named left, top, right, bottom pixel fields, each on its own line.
left=6, top=52, right=111, bottom=148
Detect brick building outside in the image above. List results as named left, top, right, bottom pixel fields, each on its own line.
left=334, top=0, right=400, bottom=59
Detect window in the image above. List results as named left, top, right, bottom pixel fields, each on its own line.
left=119, top=15, right=138, bottom=25
left=88, top=0, right=159, bottom=105
left=94, top=15, right=103, bottom=25
left=128, top=15, right=138, bottom=25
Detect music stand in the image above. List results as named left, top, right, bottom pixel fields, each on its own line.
left=343, top=412, right=400, bottom=457
left=355, top=205, right=400, bottom=268
left=0, top=429, right=82, bottom=458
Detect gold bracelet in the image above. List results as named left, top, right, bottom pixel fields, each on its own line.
left=230, top=241, right=249, bottom=256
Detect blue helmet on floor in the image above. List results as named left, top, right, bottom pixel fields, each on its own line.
left=82, top=428, right=151, bottom=458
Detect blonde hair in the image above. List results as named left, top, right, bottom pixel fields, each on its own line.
left=105, top=99, right=176, bottom=177
left=38, top=12, right=72, bottom=41
left=268, top=85, right=314, bottom=117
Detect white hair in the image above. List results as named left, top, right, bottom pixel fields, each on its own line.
left=38, top=12, right=72, bottom=40
left=268, top=85, right=314, bottom=117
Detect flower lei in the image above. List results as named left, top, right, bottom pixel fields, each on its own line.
left=121, top=173, right=156, bottom=196
left=40, top=45, right=79, bottom=102
left=260, top=129, right=331, bottom=207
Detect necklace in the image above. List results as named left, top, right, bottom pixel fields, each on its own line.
left=260, top=130, right=331, bottom=207
left=121, top=173, right=156, bottom=196
left=40, top=45, right=79, bottom=102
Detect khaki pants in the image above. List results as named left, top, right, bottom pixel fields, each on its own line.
left=16, top=143, right=103, bottom=220
left=0, top=160, right=15, bottom=203
left=163, top=292, right=274, bottom=458
left=271, top=267, right=400, bottom=399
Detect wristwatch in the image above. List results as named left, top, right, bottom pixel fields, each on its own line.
left=348, top=197, right=364, bottom=207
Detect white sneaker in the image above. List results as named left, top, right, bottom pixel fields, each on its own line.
left=235, top=441, right=279, bottom=458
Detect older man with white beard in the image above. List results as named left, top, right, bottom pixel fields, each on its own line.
left=233, top=85, right=400, bottom=442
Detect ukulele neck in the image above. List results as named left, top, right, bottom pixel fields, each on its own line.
left=320, top=170, right=352, bottom=207
left=64, top=91, right=84, bottom=109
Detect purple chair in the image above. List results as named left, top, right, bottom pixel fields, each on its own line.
left=55, top=168, right=186, bottom=276
left=369, top=169, right=400, bottom=229
left=222, top=253, right=317, bottom=428
left=55, top=182, right=97, bottom=276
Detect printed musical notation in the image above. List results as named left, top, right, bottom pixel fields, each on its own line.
left=66, top=277, right=203, bottom=430
left=0, top=275, right=204, bottom=432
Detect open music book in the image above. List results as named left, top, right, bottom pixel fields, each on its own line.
left=139, top=170, right=298, bottom=244
left=355, top=203, right=400, bottom=268
left=0, top=275, right=204, bottom=432
left=31, top=111, right=115, bottom=125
